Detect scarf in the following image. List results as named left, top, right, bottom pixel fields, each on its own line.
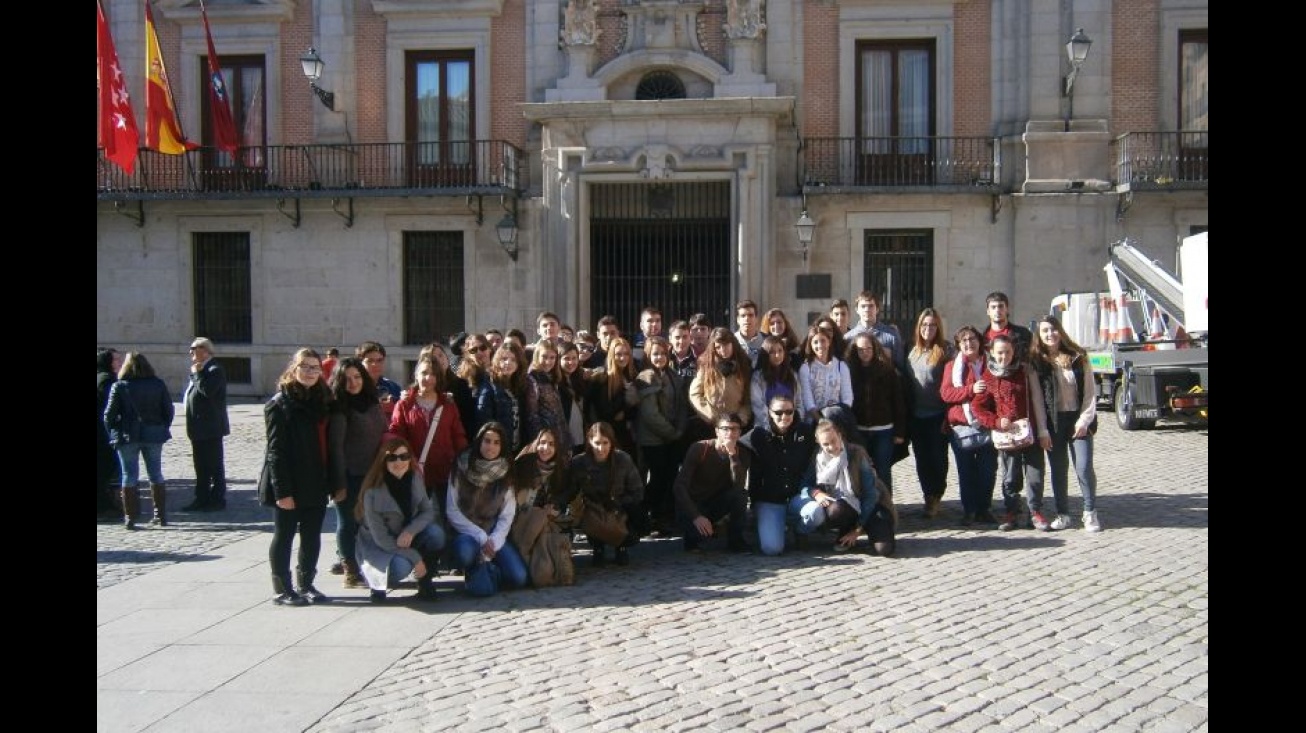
left=815, top=447, right=855, bottom=506
left=383, top=469, right=415, bottom=524
left=716, top=360, right=737, bottom=377
left=461, top=451, right=510, bottom=488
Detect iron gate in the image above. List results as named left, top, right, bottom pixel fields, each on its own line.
left=590, top=181, right=732, bottom=331
left=862, top=229, right=933, bottom=335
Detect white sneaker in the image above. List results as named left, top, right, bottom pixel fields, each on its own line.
left=1049, top=514, right=1073, bottom=531
left=1082, top=511, right=1103, bottom=533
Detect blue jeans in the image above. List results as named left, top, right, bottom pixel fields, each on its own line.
left=1047, top=412, right=1097, bottom=513
left=334, top=474, right=363, bottom=565
left=452, top=533, right=529, bottom=590
left=999, top=444, right=1046, bottom=514
left=948, top=432, right=997, bottom=515
left=858, top=428, right=896, bottom=492
left=754, top=501, right=790, bottom=556
left=910, top=413, right=950, bottom=501
left=384, top=524, right=447, bottom=588
left=116, top=442, right=165, bottom=487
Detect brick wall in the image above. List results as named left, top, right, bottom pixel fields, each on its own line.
left=802, top=0, right=839, bottom=137
left=1112, top=0, right=1161, bottom=133
left=280, top=2, right=315, bottom=145
left=953, top=0, right=991, bottom=137
left=491, top=0, right=527, bottom=149
left=354, top=0, right=386, bottom=144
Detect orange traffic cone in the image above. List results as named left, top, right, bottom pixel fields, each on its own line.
left=1097, top=296, right=1111, bottom=343
left=1116, top=297, right=1135, bottom=342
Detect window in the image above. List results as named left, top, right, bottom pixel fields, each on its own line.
left=201, top=55, right=266, bottom=188
left=403, top=232, right=465, bottom=345
left=1178, top=30, right=1207, bottom=181
left=855, top=40, right=936, bottom=185
left=193, top=232, right=252, bottom=344
left=636, top=71, right=686, bottom=100
left=406, top=51, right=475, bottom=186
left=862, top=230, right=933, bottom=334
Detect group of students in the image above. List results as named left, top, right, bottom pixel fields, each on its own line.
left=251, top=287, right=1102, bottom=606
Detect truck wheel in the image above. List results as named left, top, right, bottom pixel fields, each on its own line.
left=1114, top=383, right=1154, bottom=430
left=1115, top=383, right=1140, bottom=430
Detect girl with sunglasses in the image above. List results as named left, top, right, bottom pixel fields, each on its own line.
left=355, top=437, right=446, bottom=603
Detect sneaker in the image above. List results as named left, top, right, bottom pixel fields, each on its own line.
left=369, top=590, right=387, bottom=604
left=415, top=581, right=439, bottom=601
left=273, top=591, right=308, bottom=607
left=998, top=512, right=1020, bottom=531
left=832, top=541, right=853, bottom=553
left=329, top=561, right=346, bottom=575
left=298, top=585, right=330, bottom=604
left=1049, top=514, right=1073, bottom=531
left=1083, top=511, right=1103, bottom=533
left=1030, top=512, right=1051, bottom=532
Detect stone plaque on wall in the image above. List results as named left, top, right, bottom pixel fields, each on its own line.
left=796, top=273, right=831, bottom=300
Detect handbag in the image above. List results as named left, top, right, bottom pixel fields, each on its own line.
left=951, top=424, right=992, bottom=451
left=579, top=502, right=629, bottom=547
left=992, top=418, right=1034, bottom=451
left=529, top=530, right=575, bottom=588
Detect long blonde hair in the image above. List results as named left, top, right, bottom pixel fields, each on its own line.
left=910, top=308, right=949, bottom=367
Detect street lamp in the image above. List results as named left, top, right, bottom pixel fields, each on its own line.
left=794, top=209, right=815, bottom=262
left=1062, top=28, right=1092, bottom=131
left=496, top=198, right=519, bottom=261
left=299, top=47, right=336, bottom=111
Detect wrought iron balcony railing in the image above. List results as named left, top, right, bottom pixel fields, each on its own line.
left=97, top=140, right=524, bottom=200
left=802, top=136, right=1001, bottom=189
left=1112, top=131, right=1208, bottom=190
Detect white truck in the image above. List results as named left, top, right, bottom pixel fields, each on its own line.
left=1049, top=233, right=1208, bottom=430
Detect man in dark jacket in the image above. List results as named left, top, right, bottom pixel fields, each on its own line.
left=183, top=338, right=231, bottom=511
left=673, top=412, right=752, bottom=553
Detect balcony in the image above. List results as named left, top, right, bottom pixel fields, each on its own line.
left=801, top=136, right=1001, bottom=192
left=96, top=140, right=525, bottom=201
left=1112, top=131, right=1208, bottom=191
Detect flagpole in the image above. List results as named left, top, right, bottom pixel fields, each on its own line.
left=146, top=0, right=200, bottom=189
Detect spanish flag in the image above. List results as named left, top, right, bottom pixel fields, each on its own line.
left=144, top=1, right=197, bottom=154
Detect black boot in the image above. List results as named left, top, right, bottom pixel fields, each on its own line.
left=121, top=487, right=140, bottom=531
left=272, top=575, right=307, bottom=606
left=149, top=484, right=168, bottom=527
left=416, top=575, right=439, bottom=601
left=591, top=542, right=606, bottom=567
left=296, top=569, right=330, bottom=604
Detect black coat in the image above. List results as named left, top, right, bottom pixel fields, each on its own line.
left=741, top=421, right=816, bottom=505
left=104, top=377, right=174, bottom=447
left=259, top=391, right=330, bottom=508
left=185, top=360, right=230, bottom=441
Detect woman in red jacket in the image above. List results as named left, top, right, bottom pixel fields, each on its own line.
left=970, top=334, right=1051, bottom=532
left=939, top=326, right=998, bottom=526
left=389, top=354, right=469, bottom=504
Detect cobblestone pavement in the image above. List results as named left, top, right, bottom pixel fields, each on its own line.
left=98, top=402, right=1207, bottom=731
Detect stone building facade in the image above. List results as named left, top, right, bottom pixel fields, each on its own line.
left=97, top=0, right=1208, bottom=396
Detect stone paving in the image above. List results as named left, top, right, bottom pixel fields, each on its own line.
left=97, top=401, right=1207, bottom=732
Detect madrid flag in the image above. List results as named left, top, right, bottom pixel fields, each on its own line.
left=201, top=1, right=238, bottom=154
left=98, top=0, right=140, bottom=174
left=144, top=0, right=197, bottom=153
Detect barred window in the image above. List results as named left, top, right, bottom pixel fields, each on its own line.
left=192, top=232, right=252, bottom=344
left=403, top=231, right=465, bottom=346
left=862, top=230, right=933, bottom=334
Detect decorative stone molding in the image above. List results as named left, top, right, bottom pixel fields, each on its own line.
left=370, top=0, right=505, bottom=20
left=156, top=0, right=295, bottom=23
left=723, top=0, right=766, bottom=41
left=560, top=0, right=601, bottom=48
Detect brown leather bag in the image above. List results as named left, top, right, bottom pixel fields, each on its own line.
left=579, top=502, right=629, bottom=546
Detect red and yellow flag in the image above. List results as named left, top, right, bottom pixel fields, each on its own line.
left=98, top=0, right=139, bottom=174
left=144, top=1, right=196, bottom=153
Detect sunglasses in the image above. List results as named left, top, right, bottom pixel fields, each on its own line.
left=770, top=409, right=796, bottom=416
left=472, top=344, right=490, bottom=353
left=385, top=453, right=412, bottom=462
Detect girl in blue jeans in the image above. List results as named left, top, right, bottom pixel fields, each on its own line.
left=446, top=422, right=529, bottom=595
left=741, top=395, right=815, bottom=556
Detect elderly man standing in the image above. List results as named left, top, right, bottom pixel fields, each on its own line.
left=182, top=337, right=231, bottom=512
